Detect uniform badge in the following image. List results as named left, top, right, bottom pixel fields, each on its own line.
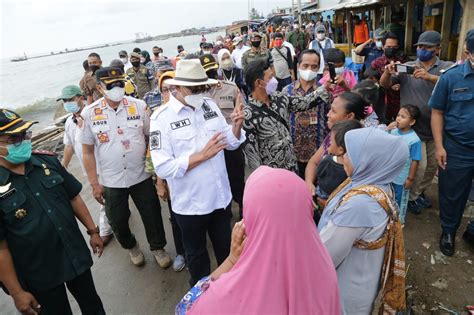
left=15, top=208, right=27, bottom=219
left=94, top=108, right=103, bottom=115
left=97, top=132, right=110, bottom=143
left=127, top=104, right=137, bottom=116
left=0, top=182, right=11, bottom=194
left=123, top=98, right=129, bottom=106
left=150, top=130, right=161, bottom=151
left=41, top=163, right=51, bottom=176
left=202, top=101, right=218, bottom=120
left=117, top=127, right=124, bottom=135
left=2, top=110, right=17, bottom=120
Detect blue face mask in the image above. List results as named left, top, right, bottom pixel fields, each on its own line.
left=63, top=101, right=80, bottom=113
left=2, top=140, right=32, bottom=164
left=417, top=49, right=435, bottom=62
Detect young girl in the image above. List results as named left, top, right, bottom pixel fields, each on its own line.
left=319, top=48, right=357, bottom=98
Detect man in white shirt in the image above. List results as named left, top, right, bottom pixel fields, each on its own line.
left=81, top=67, right=171, bottom=268
left=231, top=36, right=250, bottom=70
left=308, top=25, right=335, bottom=79
left=149, top=60, right=245, bottom=286
left=118, top=50, right=132, bottom=72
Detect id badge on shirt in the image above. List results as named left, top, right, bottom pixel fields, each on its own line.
left=121, top=139, right=132, bottom=152
left=309, top=112, right=318, bottom=125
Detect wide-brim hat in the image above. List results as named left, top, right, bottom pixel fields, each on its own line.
left=165, top=59, right=217, bottom=86
left=0, top=109, right=37, bottom=135
left=56, top=85, right=83, bottom=101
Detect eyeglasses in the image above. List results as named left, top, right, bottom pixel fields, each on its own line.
left=104, top=81, right=125, bottom=90
left=161, top=87, right=176, bottom=94
left=0, top=131, right=32, bottom=146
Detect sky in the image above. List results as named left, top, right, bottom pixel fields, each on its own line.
left=1, top=0, right=293, bottom=58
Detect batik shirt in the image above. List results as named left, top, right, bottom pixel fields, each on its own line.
left=283, top=80, right=330, bottom=162
left=243, top=86, right=331, bottom=173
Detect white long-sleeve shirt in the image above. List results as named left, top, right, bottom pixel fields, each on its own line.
left=149, top=95, right=245, bottom=215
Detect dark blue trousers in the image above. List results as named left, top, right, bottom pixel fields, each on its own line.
left=438, top=136, right=474, bottom=235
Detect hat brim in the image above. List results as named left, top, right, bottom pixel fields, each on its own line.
left=165, top=78, right=218, bottom=86
left=414, top=42, right=439, bottom=47
left=0, top=119, right=38, bottom=135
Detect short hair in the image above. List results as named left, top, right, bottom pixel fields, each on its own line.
left=244, top=59, right=271, bottom=92
left=153, top=46, right=159, bottom=49
left=353, top=80, right=380, bottom=107
left=363, top=67, right=380, bottom=80
left=88, top=52, right=101, bottom=60
left=133, top=47, right=141, bottom=53
left=400, top=104, right=421, bottom=122
left=382, top=32, right=399, bottom=46
left=338, top=92, right=368, bottom=120
left=324, top=48, right=345, bottom=64
left=331, top=120, right=363, bottom=152
left=298, top=49, right=320, bottom=64
left=82, top=59, right=89, bottom=71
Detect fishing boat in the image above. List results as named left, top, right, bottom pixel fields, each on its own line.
left=11, top=53, right=27, bottom=62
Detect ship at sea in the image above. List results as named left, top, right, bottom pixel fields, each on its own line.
left=11, top=53, right=27, bottom=62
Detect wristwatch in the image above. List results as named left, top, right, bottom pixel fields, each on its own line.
left=87, top=226, right=99, bottom=236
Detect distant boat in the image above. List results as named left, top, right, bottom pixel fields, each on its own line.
left=11, top=53, right=27, bottom=62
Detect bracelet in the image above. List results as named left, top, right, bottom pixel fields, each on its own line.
left=87, top=226, right=99, bottom=236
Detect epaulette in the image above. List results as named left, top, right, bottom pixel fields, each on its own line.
left=32, top=150, right=56, bottom=156
left=150, top=103, right=169, bottom=120
left=440, top=63, right=459, bottom=74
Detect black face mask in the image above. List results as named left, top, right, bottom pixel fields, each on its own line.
left=384, top=48, right=398, bottom=59
left=131, top=60, right=140, bottom=67
left=153, top=52, right=159, bottom=56
left=89, top=65, right=100, bottom=74
left=251, top=40, right=261, bottom=48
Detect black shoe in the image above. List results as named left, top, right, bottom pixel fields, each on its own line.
left=417, top=193, right=433, bottom=208
left=439, top=233, right=455, bottom=256
left=462, top=230, right=474, bottom=249
left=407, top=200, right=422, bottom=214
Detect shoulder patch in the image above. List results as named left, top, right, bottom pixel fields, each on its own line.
left=32, top=150, right=56, bottom=156
left=150, top=103, right=169, bottom=120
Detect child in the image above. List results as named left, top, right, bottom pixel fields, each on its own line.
left=315, top=120, right=363, bottom=207
left=353, top=79, right=387, bottom=128
left=388, top=104, right=422, bottom=223
left=319, top=48, right=357, bottom=98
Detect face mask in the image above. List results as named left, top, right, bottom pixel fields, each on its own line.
left=159, top=53, right=163, bottom=57
left=153, top=52, right=159, bottom=56
left=293, top=24, right=299, bottom=30
left=317, top=33, right=325, bottom=40
left=251, top=41, right=261, bottom=48
left=120, top=57, right=128, bottom=64
left=89, top=65, right=100, bottom=74
left=298, top=69, right=318, bottom=81
left=1, top=140, right=32, bottom=164
left=104, top=86, right=125, bottom=102
left=131, top=60, right=140, bottom=67
left=375, top=41, right=383, bottom=49
left=140, top=57, right=146, bottom=64
left=63, top=101, right=80, bottom=113
left=384, top=47, right=398, bottom=59
left=184, top=93, right=204, bottom=109
left=417, top=49, right=435, bottom=62
left=203, top=50, right=212, bottom=54
left=335, top=66, right=345, bottom=75
left=221, top=59, right=233, bottom=70
left=264, top=77, right=278, bottom=95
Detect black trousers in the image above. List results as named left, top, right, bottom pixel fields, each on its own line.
left=174, top=208, right=231, bottom=287
left=224, top=146, right=245, bottom=210
left=32, top=269, right=104, bottom=315
left=167, top=199, right=185, bottom=256
left=104, top=177, right=167, bottom=250
left=297, top=161, right=308, bottom=180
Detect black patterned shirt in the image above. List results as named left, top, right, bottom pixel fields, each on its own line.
left=243, top=86, right=331, bottom=173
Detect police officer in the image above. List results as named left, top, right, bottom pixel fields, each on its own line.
left=0, top=109, right=105, bottom=314
left=200, top=54, right=246, bottom=218
left=81, top=67, right=171, bottom=267
left=149, top=60, right=246, bottom=286
left=126, top=52, right=154, bottom=99
left=429, top=29, right=474, bottom=256
left=241, top=33, right=273, bottom=72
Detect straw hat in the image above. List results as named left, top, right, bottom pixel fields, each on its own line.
left=166, top=59, right=217, bottom=86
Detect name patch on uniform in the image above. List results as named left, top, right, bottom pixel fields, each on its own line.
left=93, top=120, right=108, bottom=126
left=170, top=119, right=191, bottom=130
left=127, top=115, right=141, bottom=121
left=150, top=131, right=161, bottom=150
left=202, top=102, right=218, bottom=120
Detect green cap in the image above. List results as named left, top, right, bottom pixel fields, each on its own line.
left=57, top=85, right=83, bottom=101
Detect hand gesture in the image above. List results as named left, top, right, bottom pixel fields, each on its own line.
left=13, top=291, right=41, bottom=315
left=200, top=132, right=227, bottom=161
left=391, top=83, right=400, bottom=92
left=413, top=68, right=432, bottom=81
left=336, top=75, right=347, bottom=88
left=92, top=183, right=105, bottom=205
left=386, top=121, right=398, bottom=131
left=90, top=234, right=104, bottom=257
left=231, top=102, right=245, bottom=129
left=435, top=146, right=447, bottom=170
left=229, top=220, right=246, bottom=264
left=384, top=61, right=398, bottom=74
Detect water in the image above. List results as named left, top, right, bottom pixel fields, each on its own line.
left=0, top=31, right=225, bottom=132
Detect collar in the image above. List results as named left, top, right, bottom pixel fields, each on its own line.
left=294, top=79, right=318, bottom=92
left=0, top=156, right=44, bottom=185
left=463, top=61, right=474, bottom=77
left=169, top=94, right=187, bottom=114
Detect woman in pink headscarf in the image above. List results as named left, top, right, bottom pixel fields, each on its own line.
left=176, top=166, right=341, bottom=315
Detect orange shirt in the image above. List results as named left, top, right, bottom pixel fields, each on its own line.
left=353, top=21, right=369, bottom=44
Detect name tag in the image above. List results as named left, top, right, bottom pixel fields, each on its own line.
left=453, top=87, right=468, bottom=93
left=127, top=115, right=141, bottom=121
left=93, top=120, right=108, bottom=126
left=170, top=119, right=191, bottom=130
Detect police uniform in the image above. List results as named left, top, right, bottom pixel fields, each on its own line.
left=241, top=47, right=273, bottom=71
left=81, top=68, right=167, bottom=253
left=429, top=60, right=474, bottom=248
left=126, top=65, right=154, bottom=99
left=149, top=94, right=246, bottom=286
left=0, top=109, right=104, bottom=314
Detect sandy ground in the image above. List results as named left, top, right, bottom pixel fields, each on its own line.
left=0, top=154, right=473, bottom=314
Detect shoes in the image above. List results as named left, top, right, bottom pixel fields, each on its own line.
left=129, top=243, right=145, bottom=266
left=439, top=233, right=455, bottom=256
left=417, top=193, right=433, bottom=208
left=173, top=254, right=186, bottom=272
left=462, top=230, right=474, bottom=249
left=407, top=200, right=422, bottom=215
left=100, top=234, right=114, bottom=246
left=152, top=249, right=172, bottom=268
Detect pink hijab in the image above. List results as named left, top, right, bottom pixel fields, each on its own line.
left=189, top=166, right=341, bottom=315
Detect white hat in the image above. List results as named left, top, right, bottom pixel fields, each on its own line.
left=232, top=36, right=243, bottom=45
left=166, top=59, right=218, bottom=86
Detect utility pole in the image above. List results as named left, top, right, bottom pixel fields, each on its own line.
left=297, top=0, right=302, bottom=25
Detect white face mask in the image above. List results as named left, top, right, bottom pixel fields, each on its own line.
left=203, top=50, right=212, bottom=55
left=184, top=93, right=204, bottom=109
left=104, top=86, right=125, bottom=102
left=221, top=59, right=233, bottom=70
left=335, top=66, right=345, bottom=75
left=298, top=69, right=318, bottom=81
left=317, top=33, right=325, bottom=40
left=120, top=57, right=128, bottom=64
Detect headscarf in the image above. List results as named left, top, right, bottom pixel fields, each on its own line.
left=217, top=48, right=234, bottom=68
left=189, top=166, right=341, bottom=315
left=319, top=127, right=408, bottom=230
left=140, top=50, right=152, bottom=64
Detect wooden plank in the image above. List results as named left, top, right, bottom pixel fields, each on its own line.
left=405, top=0, right=416, bottom=55
left=440, top=0, right=455, bottom=59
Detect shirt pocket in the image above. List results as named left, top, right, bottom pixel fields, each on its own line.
left=0, top=190, right=37, bottom=226
left=40, top=174, right=66, bottom=199
left=127, top=119, right=144, bottom=129
left=449, top=92, right=473, bottom=121
left=91, top=122, right=111, bottom=134
left=171, top=128, right=197, bottom=155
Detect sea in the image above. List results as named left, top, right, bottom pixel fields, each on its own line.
left=0, top=31, right=225, bottom=133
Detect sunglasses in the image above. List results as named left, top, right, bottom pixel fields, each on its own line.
left=104, top=81, right=125, bottom=90
left=1, top=130, right=32, bottom=146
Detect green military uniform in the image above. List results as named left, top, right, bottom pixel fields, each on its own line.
left=126, top=65, right=154, bottom=99
left=241, top=48, right=272, bottom=72
left=0, top=152, right=92, bottom=292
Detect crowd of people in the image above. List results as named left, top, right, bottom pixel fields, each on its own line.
left=0, top=18, right=473, bottom=315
